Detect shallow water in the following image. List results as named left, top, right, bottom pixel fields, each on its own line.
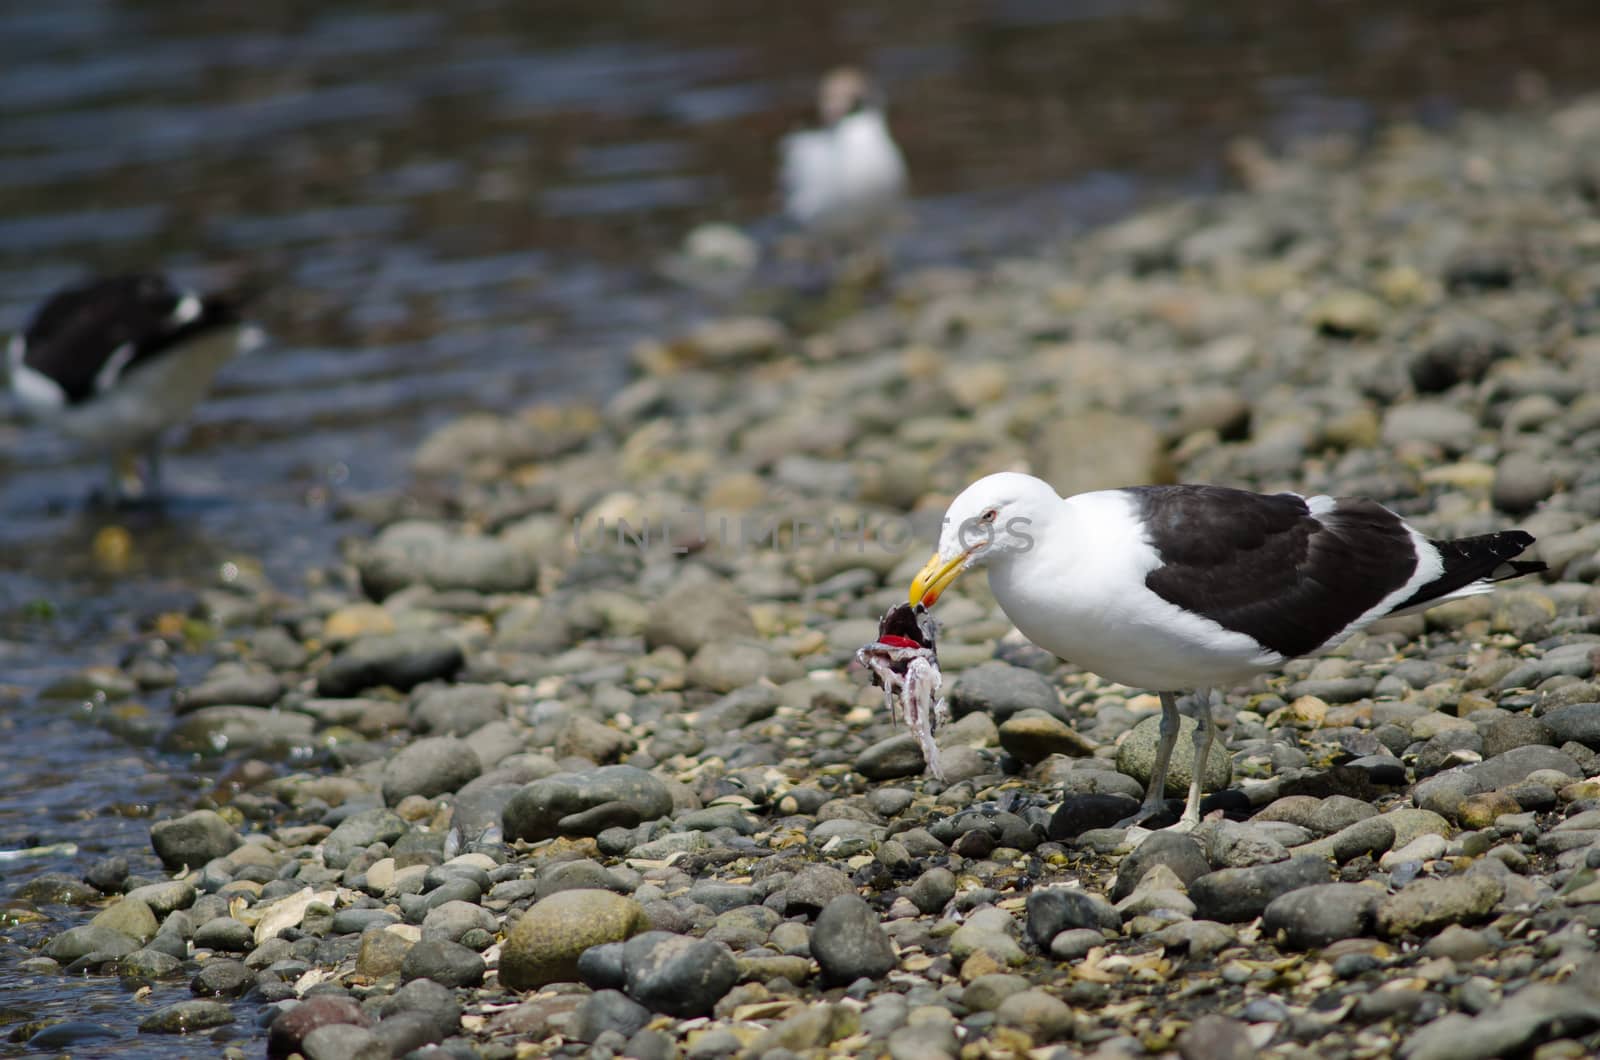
left=1, top=0, right=1599, bottom=1053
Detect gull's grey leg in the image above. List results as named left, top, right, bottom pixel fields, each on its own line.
left=1175, top=688, right=1217, bottom=832
left=1117, top=690, right=1181, bottom=828
left=103, top=455, right=126, bottom=507
left=144, top=439, right=166, bottom=502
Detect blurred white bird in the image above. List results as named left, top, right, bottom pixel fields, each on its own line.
left=779, top=68, right=908, bottom=250
left=5, top=273, right=262, bottom=503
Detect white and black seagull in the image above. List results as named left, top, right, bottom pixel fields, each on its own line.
left=779, top=67, right=908, bottom=247
left=5, top=273, right=258, bottom=503
left=911, top=472, right=1547, bottom=832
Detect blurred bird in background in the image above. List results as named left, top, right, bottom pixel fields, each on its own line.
left=5, top=273, right=263, bottom=505
left=779, top=67, right=908, bottom=279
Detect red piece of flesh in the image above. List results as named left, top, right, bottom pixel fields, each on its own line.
left=876, top=634, right=922, bottom=649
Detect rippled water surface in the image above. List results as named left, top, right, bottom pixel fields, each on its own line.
left=2, top=0, right=1599, bottom=1054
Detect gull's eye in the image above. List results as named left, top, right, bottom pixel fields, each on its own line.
left=980, top=508, right=998, bottom=524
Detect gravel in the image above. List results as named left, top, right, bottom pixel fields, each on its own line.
left=20, top=91, right=1600, bottom=1060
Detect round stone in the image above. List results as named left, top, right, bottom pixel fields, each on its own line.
left=621, top=932, right=738, bottom=1017
left=499, top=889, right=650, bottom=991
left=810, top=895, right=896, bottom=985
left=1115, top=713, right=1231, bottom=797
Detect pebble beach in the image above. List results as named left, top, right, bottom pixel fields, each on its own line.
left=13, top=94, right=1600, bottom=1060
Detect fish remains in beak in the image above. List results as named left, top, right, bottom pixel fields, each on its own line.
left=856, top=602, right=948, bottom=779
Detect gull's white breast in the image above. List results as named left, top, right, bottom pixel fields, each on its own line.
left=36, top=327, right=245, bottom=449
left=781, top=110, right=906, bottom=236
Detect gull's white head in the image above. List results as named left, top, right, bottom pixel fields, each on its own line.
left=910, top=472, right=1062, bottom=607
left=818, top=67, right=876, bottom=125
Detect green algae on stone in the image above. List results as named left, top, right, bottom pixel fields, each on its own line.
left=498, top=889, right=649, bottom=991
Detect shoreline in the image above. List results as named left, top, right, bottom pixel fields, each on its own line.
left=9, top=93, right=1600, bottom=1058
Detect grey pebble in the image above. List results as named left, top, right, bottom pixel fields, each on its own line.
left=315, top=632, right=464, bottom=697
left=190, top=958, right=253, bottom=997
left=888, top=1022, right=959, bottom=1060
left=1049, top=928, right=1105, bottom=961
left=400, top=938, right=485, bottom=987
left=1189, top=855, right=1331, bottom=923
left=1539, top=703, right=1600, bottom=749
left=1380, top=402, right=1479, bottom=453
left=192, top=916, right=253, bottom=953
left=146, top=928, right=189, bottom=961
left=1112, top=832, right=1210, bottom=902
left=866, top=787, right=916, bottom=816
left=622, top=931, right=738, bottom=1017
left=994, top=988, right=1073, bottom=1041
left=781, top=863, right=857, bottom=917
left=686, top=881, right=759, bottom=914
left=1399, top=983, right=1600, bottom=1060
left=854, top=732, right=930, bottom=780
left=116, top=948, right=183, bottom=978
left=706, top=906, right=779, bottom=951
left=43, top=924, right=138, bottom=963
left=411, top=684, right=507, bottom=735
left=686, top=639, right=800, bottom=693
left=122, top=877, right=196, bottom=922
left=330, top=908, right=398, bottom=935
left=421, top=900, right=497, bottom=946
left=1115, top=713, right=1231, bottom=797
left=136, top=1000, right=234, bottom=1034
left=379, top=976, right=462, bottom=1038
left=381, top=735, right=482, bottom=804
left=1292, top=815, right=1395, bottom=863
left=811, top=895, right=897, bottom=985
left=1201, top=821, right=1289, bottom=868
left=149, top=810, right=240, bottom=871
left=1481, top=713, right=1555, bottom=757
left=1026, top=887, right=1120, bottom=946
left=907, top=867, right=956, bottom=915
left=1286, top=676, right=1376, bottom=703
left=370, top=1012, right=443, bottom=1058
left=502, top=765, right=673, bottom=842
left=1253, top=794, right=1375, bottom=836
left=950, top=661, right=1064, bottom=721
left=533, top=858, right=628, bottom=898
left=1176, top=1014, right=1256, bottom=1060
left=174, top=667, right=284, bottom=712
left=1376, top=875, right=1504, bottom=937
left=573, top=989, right=653, bottom=1043
left=323, top=809, right=408, bottom=869
left=1493, top=452, right=1557, bottom=514
left=1261, top=882, right=1380, bottom=949
left=302, top=1023, right=388, bottom=1060
left=643, top=575, right=758, bottom=654
left=577, top=941, right=628, bottom=990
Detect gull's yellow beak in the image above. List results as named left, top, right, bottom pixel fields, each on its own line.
left=910, top=550, right=969, bottom=608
